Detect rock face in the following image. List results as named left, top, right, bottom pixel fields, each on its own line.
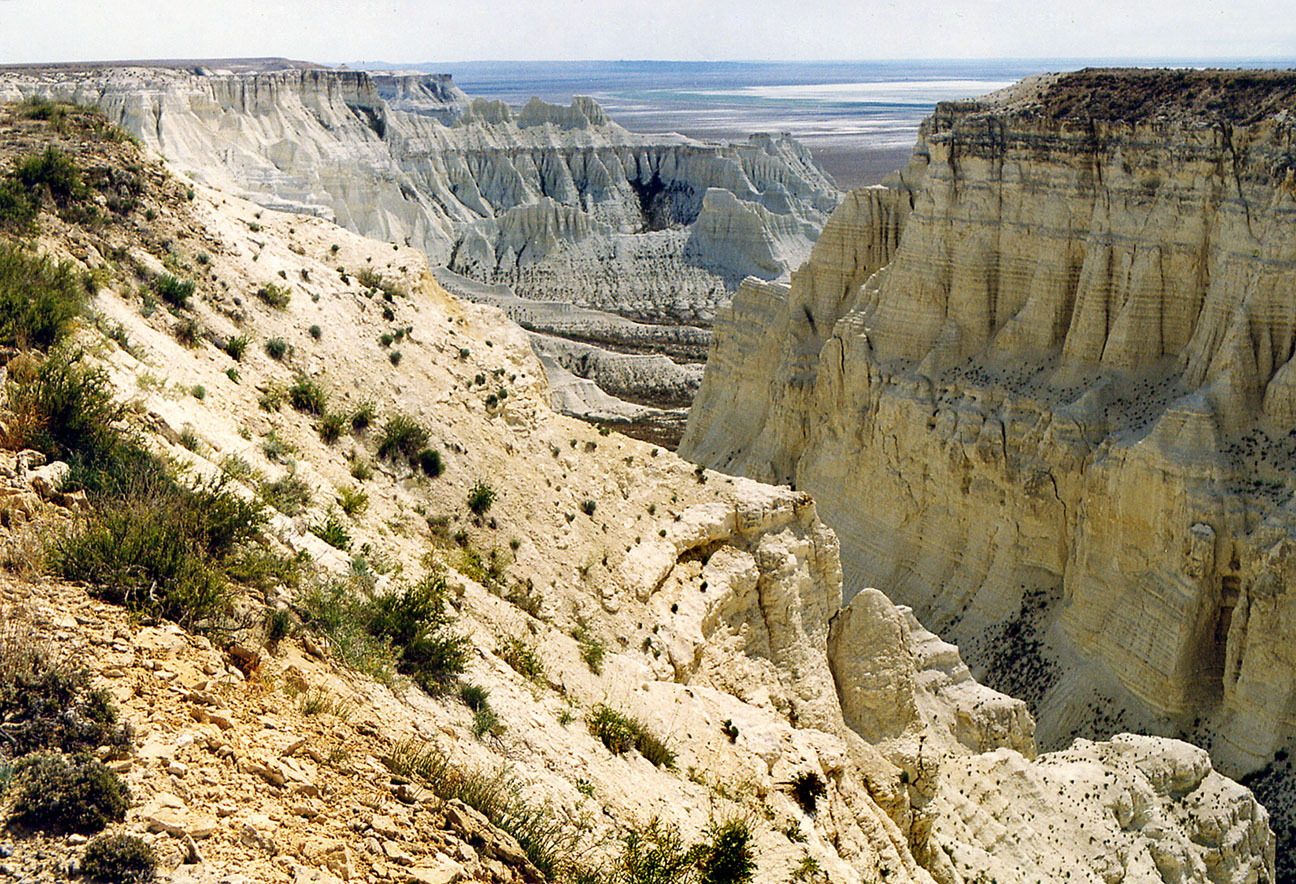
left=681, top=68, right=1296, bottom=785
left=0, top=65, right=838, bottom=325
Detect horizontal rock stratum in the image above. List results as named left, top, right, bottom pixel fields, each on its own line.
left=682, top=67, right=1296, bottom=873
left=0, top=65, right=839, bottom=326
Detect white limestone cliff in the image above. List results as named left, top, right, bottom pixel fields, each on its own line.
left=681, top=69, right=1296, bottom=803
left=0, top=66, right=839, bottom=322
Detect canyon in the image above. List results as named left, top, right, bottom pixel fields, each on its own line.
left=0, top=69, right=1283, bottom=884
left=0, top=63, right=840, bottom=431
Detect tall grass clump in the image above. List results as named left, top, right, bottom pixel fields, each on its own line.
left=376, top=415, right=428, bottom=463
left=152, top=274, right=194, bottom=310
left=383, top=740, right=583, bottom=879
left=587, top=704, right=675, bottom=768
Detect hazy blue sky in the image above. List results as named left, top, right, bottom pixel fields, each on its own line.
left=0, top=0, right=1290, bottom=64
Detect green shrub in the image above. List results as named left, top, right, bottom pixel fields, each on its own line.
left=459, top=682, right=490, bottom=712
left=310, top=508, right=352, bottom=550
left=0, top=632, right=131, bottom=756
left=51, top=475, right=261, bottom=627
left=696, top=818, right=755, bottom=884
left=587, top=704, right=674, bottom=768
left=467, top=479, right=496, bottom=516
left=15, top=147, right=87, bottom=205
left=191, top=385, right=205, bottom=400
left=616, top=819, right=700, bottom=884
left=255, top=283, right=291, bottom=309
left=588, top=704, right=636, bottom=755
left=788, top=770, right=826, bottom=815
left=5, top=348, right=142, bottom=494
left=81, top=833, right=157, bottom=884
left=578, top=631, right=605, bottom=676
left=336, top=484, right=369, bottom=517
left=365, top=575, right=469, bottom=692
left=6, top=751, right=129, bottom=834
left=580, top=498, right=597, bottom=516
left=288, top=375, right=327, bottom=415
left=152, top=274, right=194, bottom=310
left=174, top=317, right=201, bottom=347
left=492, top=636, right=539, bottom=680
left=318, top=411, right=347, bottom=444
left=472, top=705, right=504, bottom=739
left=350, top=401, right=376, bottom=431
left=0, top=179, right=37, bottom=231
left=260, top=429, right=297, bottom=463
left=260, top=471, right=311, bottom=515
left=376, top=415, right=428, bottom=463
left=309, top=324, right=322, bottom=340
left=416, top=447, right=443, bottom=477
left=264, top=337, right=288, bottom=360
left=224, top=334, right=249, bottom=361
left=389, top=350, right=402, bottom=366
left=224, top=548, right=305, bottom=591
left=0, top=242, right=88, bottom=349
left=350, top=459, right=373, bottom=481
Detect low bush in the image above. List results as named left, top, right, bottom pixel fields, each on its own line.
left=6, top=751, right=129, bottom=834
left=416, top=447, right=443, bottom=477
left=50, top=474, right=262, bottom=627
left=288, top=375, right=327, bottom=415
left=349, top=401, right=376, bottom=431
left=376, top=415, right=428, bottom=463
left=260, top=471, right=311, bottom=515
left=254, top=283, right=291, bottom=310
left=788, top=770, right=826, bottom=815
left=467, top=479, right=496, bottom=516
left=81, top=833, right=157, bottom=884
left=310, top=508, right=352, bottom=550
left=15, top=146, right=86, bottom=204
left=496, top=636, right=542, bottom=680
left=318, top=411, right=347, bottom=444
left=302, top=574, right=468, bottom=693
left=696, top=818, right=755, bottom=884
left=5, top=348, right=133, bottom=493
left=264, top=337, right=288, bottom=360
left=0, top=242, right=89, bottom=349
left=152, top=274, right=194, bottom=310
left=0, top=628, right=131, bottom=756
left=587, top=704, right=674, bottom=768
left=617, top=819, right=699, bottom=884
left=577, top=631, right=605, bottom=676
left=336, top=484, right=369, bottom=518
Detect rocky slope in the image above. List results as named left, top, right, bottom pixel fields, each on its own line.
left=0, top=101, right=1274, bottom=884
left=681, top=66, right=1296, bottom=863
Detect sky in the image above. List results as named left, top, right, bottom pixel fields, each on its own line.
left=0, top=0, right=1292, bottom=65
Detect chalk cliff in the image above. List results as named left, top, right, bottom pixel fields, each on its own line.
left=0, top=65, right=838, bottom=323
left=682, top=69, right=1296, bottom=799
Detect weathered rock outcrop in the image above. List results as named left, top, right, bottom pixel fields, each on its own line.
left=0, top=65, right=839, bottom=322
left=682, top=69, right=1296, bottom=788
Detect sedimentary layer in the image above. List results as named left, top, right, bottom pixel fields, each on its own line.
left=681, top=69, right=1296, bottom=784
left=0, top=65, right=839, bottom=321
